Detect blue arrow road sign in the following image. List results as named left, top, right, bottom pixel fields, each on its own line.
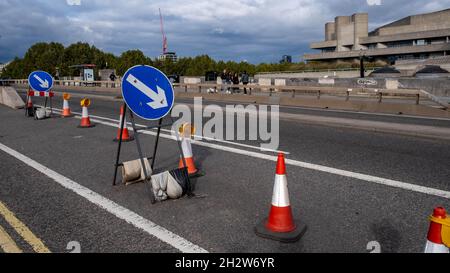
left=121, top=65, right=175, bottom=121
left=28, top=71, right=54, bottom=92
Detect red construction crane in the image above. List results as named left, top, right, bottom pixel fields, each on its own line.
left=159, top=8, right=168, bottom=55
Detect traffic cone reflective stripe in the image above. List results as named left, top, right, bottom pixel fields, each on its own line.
left=424, top=207, right=450, bottom=253
left=115, top=106, right=133, bottom=142
left=267, top=174, right=296, bottom=232
left=255, top=153, right=306, bottom=243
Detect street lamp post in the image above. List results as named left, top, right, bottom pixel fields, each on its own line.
left=359, top=50, right=365, bottom=78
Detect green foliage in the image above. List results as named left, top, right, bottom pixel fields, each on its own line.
left=116, top=50, right=152, bottom=75
left=2, top=41, right=379, bottom=79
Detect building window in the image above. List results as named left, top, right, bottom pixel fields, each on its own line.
left=386, top=40, right=414, bottom=48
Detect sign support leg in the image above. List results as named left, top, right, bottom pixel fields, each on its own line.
left=24, top=89, right=29, bottom=117
left=129, top=111, right=156, bottom=204
left=150, top=118, right=163, bottom=170
left=112, top=102, right=127, bottom=186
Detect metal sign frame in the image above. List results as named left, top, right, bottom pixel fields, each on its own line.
left=112, top=103, right=194, bottom=204
left=24, top=88, right=54, bottom=120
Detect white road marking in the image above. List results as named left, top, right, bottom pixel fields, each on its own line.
left=43, top=106, right=289, bottom=154
left=41, top=105, right=450, bottom=199
left=0, top=142, right=208, bottom=253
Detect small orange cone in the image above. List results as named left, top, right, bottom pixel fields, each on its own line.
left=114, top=105, right=134, bottom=142
left=255, top=153, right=306, bottom=243
left=61, top=93, right=73, bottom=118
left=178, top=123, right=199, bottom=176
left=424, top=207, right=450, bottom=253
left=25, top=93, right=34, bottom=117
left=78, top=98, right=95, bottom=128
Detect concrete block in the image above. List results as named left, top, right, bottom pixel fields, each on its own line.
left=183, top=77, right=201, bottom=84
left=258, top=78, right=271, bottom=91
left=274, top=79, right=286, bottom=92
left=0, top=87, right=25, bottom=109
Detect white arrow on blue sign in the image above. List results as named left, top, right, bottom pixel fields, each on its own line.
left=28, top=71, right=54, bottom=92
left=121, top=65, right=175, bottom=121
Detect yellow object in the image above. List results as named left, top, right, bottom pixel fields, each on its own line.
left=63, top=93, right=71, bottom=100
left=0, top=201, right=50, bottom=253
left=179, top=123, right=195, bottom=137
left=0, top=224, right=22, bottom=253
left=80, top=98, right=91, bottom=107
left=430, top=215, right=450, bottom=247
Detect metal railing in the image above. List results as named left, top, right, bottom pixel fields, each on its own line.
left=3, top=79, right=424, bottom=105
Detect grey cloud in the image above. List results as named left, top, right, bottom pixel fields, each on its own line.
left=0, top=0, right=449, bottom=63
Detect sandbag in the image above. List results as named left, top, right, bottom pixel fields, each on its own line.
left=121, top=158, right=152, bottom=185
left=35, top=108, right=51, bottom=120
left=150, top=168, right=190, bottom=202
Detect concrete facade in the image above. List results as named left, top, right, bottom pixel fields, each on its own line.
left=305, top=9, right=450, bottom=64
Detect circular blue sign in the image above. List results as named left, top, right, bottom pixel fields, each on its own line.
left=121, top=65, right=175, bottom=121
left=28, top=71, right=54, bottom=92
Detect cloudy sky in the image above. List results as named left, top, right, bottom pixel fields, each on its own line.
left=0, top=0, right=449, bottom=63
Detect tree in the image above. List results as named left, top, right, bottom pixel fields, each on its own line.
left=117, top=50, right=152, bottom=75
left=1, top=57, right=25, bottom=78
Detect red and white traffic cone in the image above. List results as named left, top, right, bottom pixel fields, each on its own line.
left=61, top=93, right=73, bottom=118
left=25, top=95, right=34, bottom=117
left=255, top=153, right=307, bottom=243
left=114, top=105, right=133, bottom=142
left=78, top=98, right=95, bottom=128
left=178, top=123, right=199, bottom=176
left=424, top=207, right=450, bottom=253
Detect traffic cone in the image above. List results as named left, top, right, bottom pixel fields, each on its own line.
left=61, top=93, right=73, bottom=118
left=25, top=95, right=34, bottom=117
left=114, top=105, right=133, bottom=142
left=178, top=123, right=199, bottom=176
left=255, top=153, right=307, bottom=243
left=424, top=207, right=450, bottom=253
left=78, top=98, right=95, bottom=128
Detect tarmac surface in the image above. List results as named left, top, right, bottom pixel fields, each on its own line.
left=0, top=92, right=449, bottom=253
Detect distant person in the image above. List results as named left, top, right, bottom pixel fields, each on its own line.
left=109, top=72, right=117, bottom=88
left=232, top=72, right=239, bottom=93
left=241, top=71, right=249, bottom=94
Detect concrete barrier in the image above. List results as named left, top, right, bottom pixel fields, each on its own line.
left=0, top=87, right=25, bottom=109
left=183, top=77, right=201, bottom=84
left=274, top=79, right=286, bottom=92
left=258, top=78, right=271, bottom=91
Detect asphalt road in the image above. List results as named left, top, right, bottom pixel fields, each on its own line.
left=0, top=93, right=449, bottom=253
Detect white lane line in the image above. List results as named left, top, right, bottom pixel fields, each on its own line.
left=41, top=105, right=289, bottom=154
left=42, top=106, right=450, bottom=199
left=0, top=142, right=208, bottom=253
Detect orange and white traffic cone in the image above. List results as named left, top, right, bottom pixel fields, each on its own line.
left=255, top=153, right=307, bottom=243
left=61, top=93, right=73, bottom=118
left=424, top=207, right=450, bottom=253
left=78, top=98, right=95, bottom=128
left=25, top=94, right=34, bottom=117
left=114, top=105, right=133, bottom=142
left=178, top=123, right=199, bottom=176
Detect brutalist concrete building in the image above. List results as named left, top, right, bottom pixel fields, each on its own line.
left=304, top=9, right=450, bottom=64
